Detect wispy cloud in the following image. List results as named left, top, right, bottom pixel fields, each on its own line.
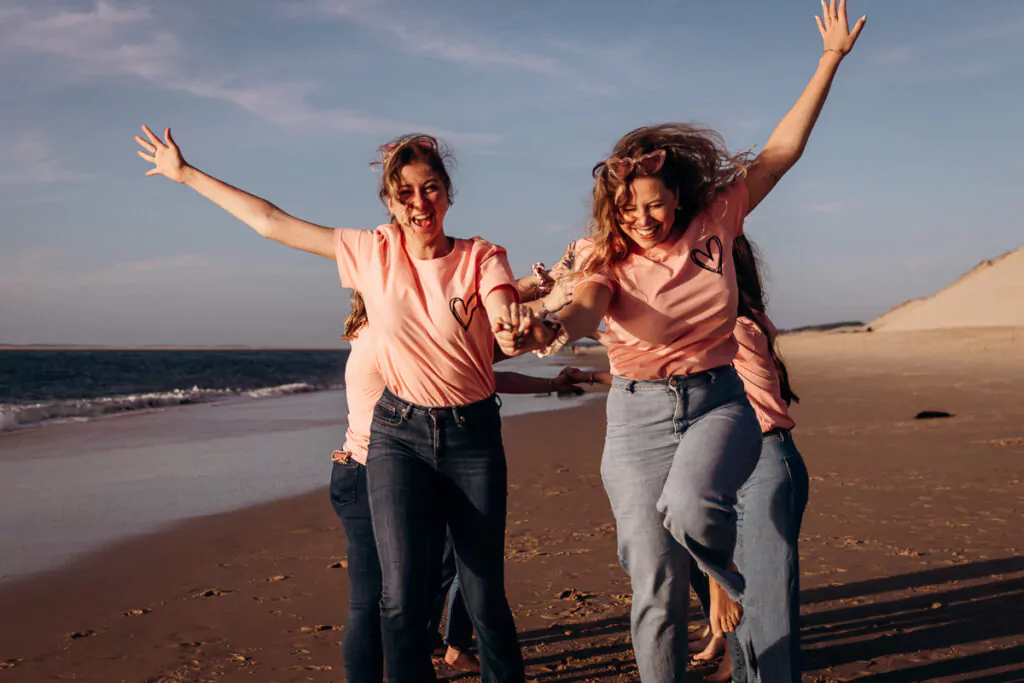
left=282, top=0, right=618, bottom=97
left=0, top=132, right=90, bottom=185
left=0, top=1, right=499, bottom=145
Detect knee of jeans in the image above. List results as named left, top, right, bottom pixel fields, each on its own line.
left=659, top=490, right=732, bottom=550
left=616, top=527, right=674, bottom=588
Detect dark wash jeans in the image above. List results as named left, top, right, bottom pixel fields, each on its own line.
left=429, top=532, right=475, bottom=652
left=330, top=460, right=384, bottom=683
left=367, top=388, right=524, bottom=683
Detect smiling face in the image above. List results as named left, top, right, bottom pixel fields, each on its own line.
left=618, top=176, right=679, bottom=251
left=386, top=161, right=449, bottom=240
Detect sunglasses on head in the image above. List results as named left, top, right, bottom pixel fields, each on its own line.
left=593, top=148, right=666, bottom=180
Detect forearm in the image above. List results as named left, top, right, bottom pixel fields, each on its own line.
left=181, top=165, right=282, bottom=238
left=761, top=51, right=843, bottom=167
left=493, top=371, right=557, bottom=394
left=517, top=276, right=545, bottom=303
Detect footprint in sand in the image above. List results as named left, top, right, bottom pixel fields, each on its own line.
left=266, top=574, right=291, bottom=582
left=124, top=608, right=153, bottom=616
left=300, top=624, right=343, bottom=633
left=327, top=560, right=348, bottom=569
left=69, top=630, right=97, bottom=640
left=1, top=659, right=23, bottom=670
left=193, top=587, right=231, bottom=598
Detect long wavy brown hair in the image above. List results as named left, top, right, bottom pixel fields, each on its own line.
left=587, top=123, right=752, bottom=273
left=342, top=290, right=368, bottom=341
left=372, top=133, right=456, bottom=216
left=733, top=235, right=799, bottom=405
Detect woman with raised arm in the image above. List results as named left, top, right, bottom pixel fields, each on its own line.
left=501, top=3, right=864, bottom=680
left=135, top=131, right=557, bottom=683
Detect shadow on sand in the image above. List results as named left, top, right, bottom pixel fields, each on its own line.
left=507, top=556, right=1023, bottom=682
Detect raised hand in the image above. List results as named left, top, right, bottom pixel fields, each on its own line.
left=816, top=0, right=866, bottom=57
left=135, top=125, right=188, bottom=182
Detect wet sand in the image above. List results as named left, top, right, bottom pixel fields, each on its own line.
left=1, top=329, right=1022, bottom=682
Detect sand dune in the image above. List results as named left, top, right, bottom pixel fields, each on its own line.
left=870, top=245, right=1024, bottom=331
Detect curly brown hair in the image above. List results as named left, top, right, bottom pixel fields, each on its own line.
left=342, top=290, right=368, bottom=341
left=733, top=235, right=799, bottom=405
left=587, top=123, right=752, bottom=273
left=372, top=133, right=456, bottom=216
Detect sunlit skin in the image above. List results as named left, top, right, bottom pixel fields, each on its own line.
left=386, top=162, right=450, bottom=257
left=618, top=176, right=679, bottom=251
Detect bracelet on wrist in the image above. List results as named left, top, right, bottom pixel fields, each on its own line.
left=823, top=48, right=844, bottom=59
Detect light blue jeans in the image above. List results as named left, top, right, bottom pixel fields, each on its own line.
left=731, top=429, right=809, bottom=683
left=601, top=366, right=762, bottom=683
left=691, top=429, right=809, bottom=682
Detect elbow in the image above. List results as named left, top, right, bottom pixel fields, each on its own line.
left=256, top=206, right=284, bottom=240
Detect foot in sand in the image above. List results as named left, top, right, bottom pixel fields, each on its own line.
left=702, top=640, right=733, bottom=682
left=692, top=632, right=726, bottom=662
left=444, top=646, right=480, bottom=674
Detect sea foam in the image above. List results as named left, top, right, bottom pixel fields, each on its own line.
left=0, top=383, right=318, bottom=432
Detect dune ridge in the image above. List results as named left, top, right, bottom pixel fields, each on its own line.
left=870, top=245, right=1024, bottom=331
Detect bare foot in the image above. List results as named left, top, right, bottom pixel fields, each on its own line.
left=692, top=632, right=726, bottom=663
left=689, top=623, right=710, bottom=643
left=689, top=628, right=714, bottom=654
left=702, top=640, right=733, bottom=682
left=709, top=577, right=742, bottom=634
left=443, top=646, right=480, bottom=674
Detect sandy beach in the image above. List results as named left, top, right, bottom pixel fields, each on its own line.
left=1, top=329, right=1022, bottom=682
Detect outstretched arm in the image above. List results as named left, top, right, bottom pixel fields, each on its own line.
left=562, top=367, right=613, bottom=387
left=493, top=370, right=576, bottom=395
left=135, top=126, right=336, bottom=259
left=744, top=0, right=866, bottom=213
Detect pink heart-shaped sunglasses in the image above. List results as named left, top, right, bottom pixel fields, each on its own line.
left=593, top=148, right=667, bottom=180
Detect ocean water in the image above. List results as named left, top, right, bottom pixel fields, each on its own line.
left=0, top=350, right=601, bottom=580
left=0, top=349, right=350, bottom=431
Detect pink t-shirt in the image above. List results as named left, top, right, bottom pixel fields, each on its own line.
left=335, top=326, right=386, bottom=465
left=581, top=181, right=749, bottom=380
left=334, top=223, right=516, bottom=407
left=733, top=315, right=796, bottom=433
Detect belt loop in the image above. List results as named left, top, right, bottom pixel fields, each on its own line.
left=494, top=394, right=503, bottom=409
left=452, top=405, right=466, bottom=429
left=401, top=404, right=413, bottom=419
left=627, top=380, right=636, bottom=394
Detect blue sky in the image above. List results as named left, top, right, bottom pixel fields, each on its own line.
left=1, top=0, right=1021, bottom=346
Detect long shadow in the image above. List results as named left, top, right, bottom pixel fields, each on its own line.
left=802, top=576, right=1024, bottom=645
left=801, top=557, right=1024, bottom=679
left=802, top=556, right=1024, bottom=605
left=845, top=645, right=1024, bottom=682
left=518, top=614, right=630, bottom=647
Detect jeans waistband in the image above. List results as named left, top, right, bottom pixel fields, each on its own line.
left=377, top=387, right=500, bottom=423
left=610, top=365, right=737, bottom=393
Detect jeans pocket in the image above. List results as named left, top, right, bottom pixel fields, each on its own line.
left=330, top=460, right=361, bottom=515
left=372, top=401, right=404, bottom=427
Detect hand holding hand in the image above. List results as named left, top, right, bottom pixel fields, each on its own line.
left=135, top=125, right=189, bottom=182
left=493, top=303, right=544, bottom=356
left=816, top=0, right=866, bottom=57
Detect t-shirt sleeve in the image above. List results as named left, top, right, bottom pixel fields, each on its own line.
left=713, top=180, right=750, bottom=238
left=575, top=272, right=616, bottom=296
left=573, top=240, right=617, bottom=295
left=334, top=228, right=375, bottom=290
left=477, top=242, right=518, bottom=302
